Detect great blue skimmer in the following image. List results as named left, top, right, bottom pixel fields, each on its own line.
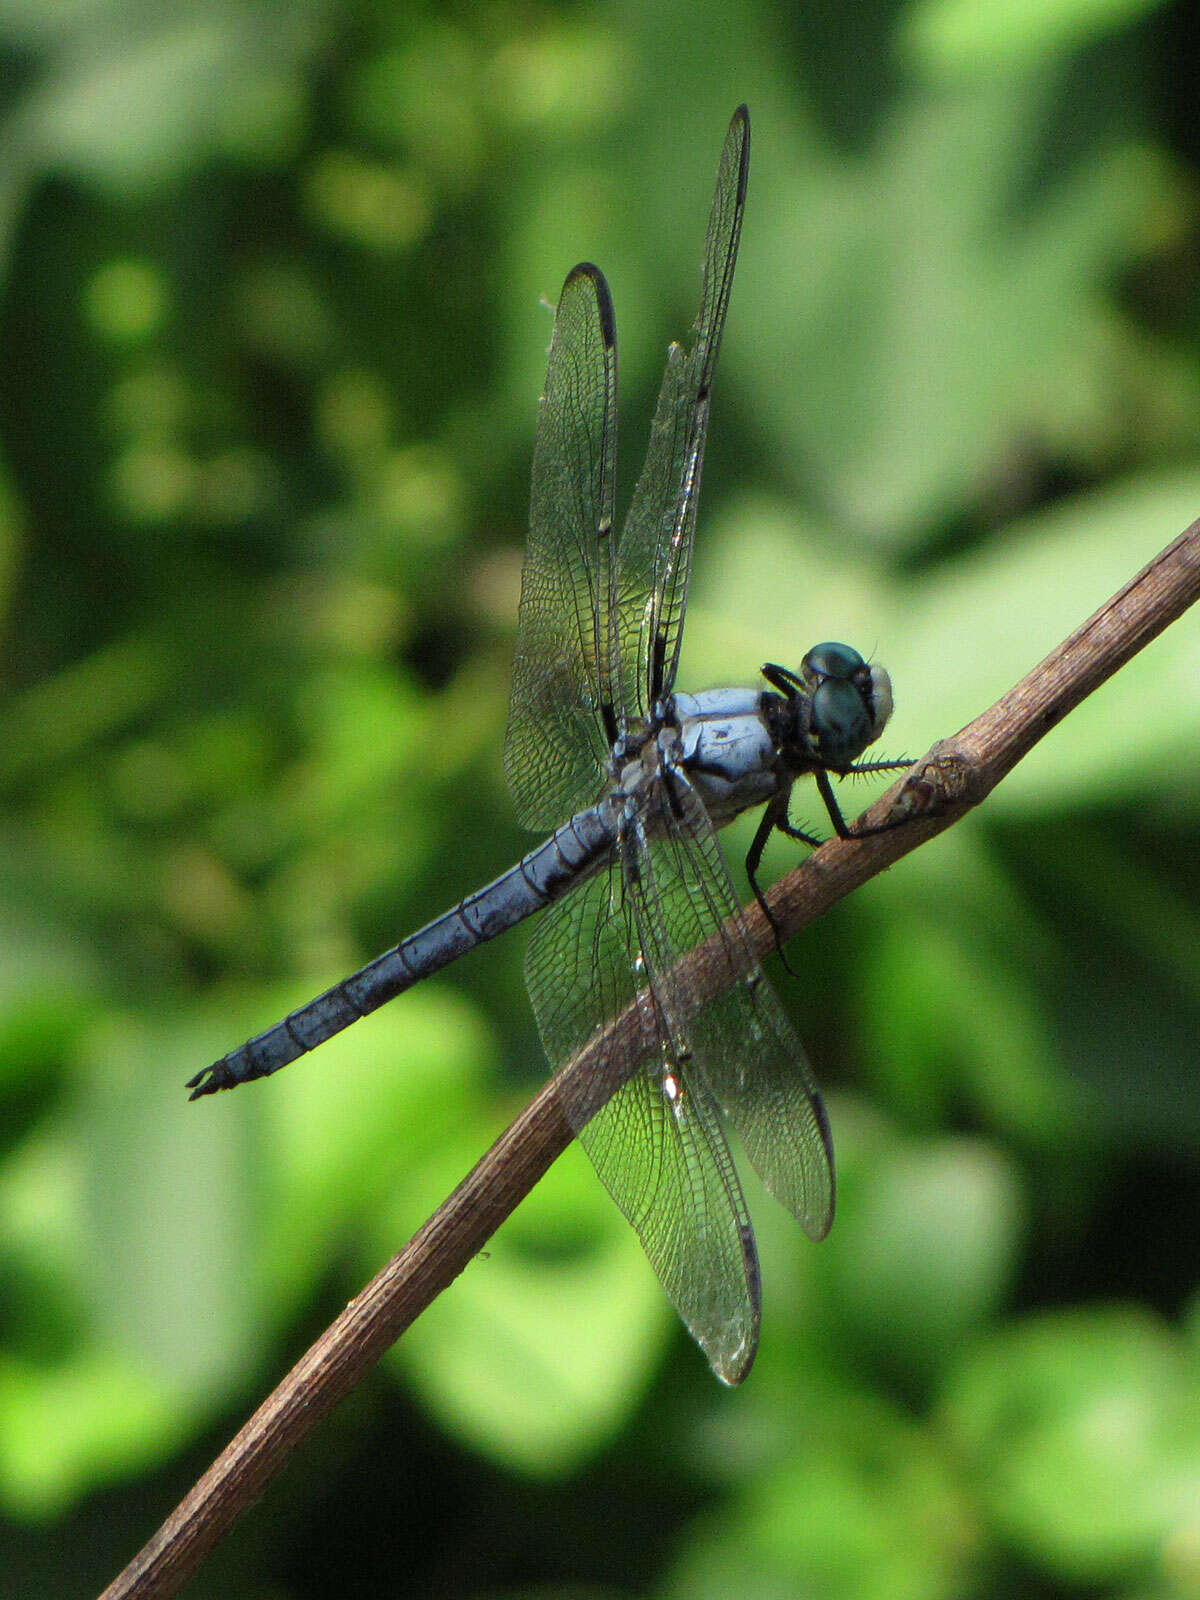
left=189, top=107, right=903, bottom=1383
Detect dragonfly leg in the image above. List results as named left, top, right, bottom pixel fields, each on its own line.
left=815, top=762, right=912, bottom=841
left=846, top=757, right=912, bottom=775
left=745, top=796, right=808, bottom=973
left=772, top=810, right=823, bottom=850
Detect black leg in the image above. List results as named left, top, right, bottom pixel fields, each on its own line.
left=745, top=804, right=779, bottom=925
left=761, top=661, right=804, bottom=697
left=815, top=762, right=911, bottom=841
left=814, top=766, right=852, bottom=837
left=744, top=800, right=799, bottom=973
left=843, top=757, right=911, bottom=776
left=774, top=813, right=823, bottom=848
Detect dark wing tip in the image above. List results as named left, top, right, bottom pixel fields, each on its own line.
left=560, top=262, right=616, bottom=349
left=808, top=1089, right=837, bottom=1240
left=708, top=1219, right=761, bottom=1384
left=729, top=105, right=750, bottom=202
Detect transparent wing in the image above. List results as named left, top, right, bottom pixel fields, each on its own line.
left=527, top=757, right=833, bottom=1378
left=504, top=264, right=620, bottom=830
left=641, top=774, right=836, bottom=1241
left=525, top=849, right=761, bottom=1385
left=615, top=105, right=749, bottom=715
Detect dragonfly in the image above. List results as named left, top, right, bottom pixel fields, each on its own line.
left=188, top=106, right=905, bottom=1384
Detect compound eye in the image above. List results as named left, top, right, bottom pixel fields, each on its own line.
left=810, top=676, right=873, bottom=766
left=802, top=641, right=865, bottom=683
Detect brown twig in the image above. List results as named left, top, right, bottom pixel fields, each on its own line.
left=100, top=519, right=1200, bottom=1600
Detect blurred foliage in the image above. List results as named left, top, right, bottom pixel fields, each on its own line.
left=0, top=0, right=1197, bottom=1596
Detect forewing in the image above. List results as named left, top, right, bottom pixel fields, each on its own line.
left=505, top=265, right=619, bottom=830
left=525, top=854, right=760, bottom=1385
left=615, top=106, right=749, bottom=714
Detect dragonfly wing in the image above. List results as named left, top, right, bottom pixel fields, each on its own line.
left=525, top=853, right=761, bottom=1385
left=615, top=106, right=749, bottom=714
left=504, top=264, right=620, bottom=831
left=640, top=771, right=835, bottom=1239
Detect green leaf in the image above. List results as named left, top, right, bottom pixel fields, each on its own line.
left=665, top=1386, right=978, bottom=1600
left=878, top=473, right=1200, bottom=810
left=262, top=980, right=494, bottom=1303
left=77, top=1011, right=266, bottom=1391
left=903, top=0, right=1169, bottom=75
left=733, top=84, right=1185, bottom=538
left=941, top=1306, right=1200, bottom=1581
left=858, top=831, right=1092, bottom=1149
left=18, top=5, right=321, bottom=194
left=0, top=1348, right=181, bottom=1517
left=820, top=1108, right=1026, bottom=1387
left=380, top=1139, right=668, bottom=1474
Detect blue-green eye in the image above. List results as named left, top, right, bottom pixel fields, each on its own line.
left=810, top=677, right=874, bottom=765
left=802, top=641, right=865, bottom=682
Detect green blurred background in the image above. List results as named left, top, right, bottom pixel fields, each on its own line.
left=1, top=1, right=1198, bottom=1596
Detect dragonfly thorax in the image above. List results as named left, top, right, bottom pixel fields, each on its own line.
left=603, top=712, right=672, bottom=800
left=672, top=687, right=780, bottom=826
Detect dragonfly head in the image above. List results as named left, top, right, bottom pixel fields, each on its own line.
left=764, top=642, right=892, bottom=770
left=801, top=642, right=892, bottom=767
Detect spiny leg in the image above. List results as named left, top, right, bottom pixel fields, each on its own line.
left=746, top=757, right=913, bottom=968
left=814, top=760, right=912, bottom=841
left=745, top=795, right=818, bottom=973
